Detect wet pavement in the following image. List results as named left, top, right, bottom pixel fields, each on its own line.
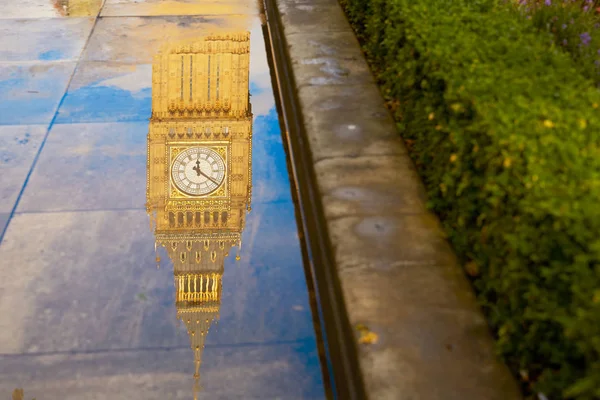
left=0, top=1, right=326, bottom=399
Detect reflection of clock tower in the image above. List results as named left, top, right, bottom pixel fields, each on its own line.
left=54, top=0, right=103, bottom=16
left=146, top=32, right=252, bottom=396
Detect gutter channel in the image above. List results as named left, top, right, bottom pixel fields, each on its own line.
left=260, top=0, right=369, bottom=399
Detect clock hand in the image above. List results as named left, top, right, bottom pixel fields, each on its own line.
left=193, top=160, right=202, bottom=176
left=198, top=169, right=220, bottom=186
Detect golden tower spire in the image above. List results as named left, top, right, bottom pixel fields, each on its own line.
left=147, top=31, right=252, bottom=395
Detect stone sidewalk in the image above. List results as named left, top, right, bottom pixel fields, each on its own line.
left=269, top=0, right=524, bottom=398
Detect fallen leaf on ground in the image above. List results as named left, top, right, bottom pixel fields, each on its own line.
left=356, top=324, right=379, bottom=344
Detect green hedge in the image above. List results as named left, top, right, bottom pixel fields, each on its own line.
left=521, top=0, right=600, bottom=87
left=339, top=0, right=600, bottom=398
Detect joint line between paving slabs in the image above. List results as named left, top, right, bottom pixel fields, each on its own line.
left=0, top=337, right=317, bottom=358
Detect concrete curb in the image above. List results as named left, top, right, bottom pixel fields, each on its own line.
left=271, top=0, right=524, bottom=398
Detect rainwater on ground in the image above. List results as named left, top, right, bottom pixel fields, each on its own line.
left=0, top=1, right=327, bottom=399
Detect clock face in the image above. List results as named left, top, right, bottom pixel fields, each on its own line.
left=171, top=147, right=226, bottom=196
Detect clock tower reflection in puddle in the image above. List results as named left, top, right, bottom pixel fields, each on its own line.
left=53, top=0, right=103, bottom=16
left=146, top=32, right=252, bottom=396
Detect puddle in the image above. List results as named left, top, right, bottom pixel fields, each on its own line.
left=0, top=1, right=327, bottom=398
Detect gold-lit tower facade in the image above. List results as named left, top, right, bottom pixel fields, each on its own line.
left=146, top=32, right=252, bottom=395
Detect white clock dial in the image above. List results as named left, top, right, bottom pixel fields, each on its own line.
left=171, top=147, right=226, bottom=196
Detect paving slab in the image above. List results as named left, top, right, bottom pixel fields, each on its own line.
left=286, top=31, right=374, bottom=88
left=16, top=115, right=298, bottom=213
left=277, top=0, right=350, bottom=36
left=297, top=84, right=406, bottom=161
left=17, top=122, right=148, bottom=212
left=0, top=0, right=103, bottom=18
left=0, top=125, right=46, bottom=213
left=351, top=306, right=516, bottom=400
left=0, top=210, right=159, bottom=354
left=56, top=62, right=152, bottom=123
left=82, top=16, right=255, bottom=64
left=0, top=18, right=94, bottom=62
left=339, top=262, right=480, bottom=312
left=101, top=0, right=256, bottom=17
left=0, top=0, right=81, bottom=19
left=0, top=62, right=76, bottom=125
left=314, top=155, right=426, bottom=219
left=327, top=214, right=457, bottom=272
left=0, top=0, right=62, bottom=19
left=0, top=204, right=316, bottom=354
left=0, top=342, right=323, bottom=400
